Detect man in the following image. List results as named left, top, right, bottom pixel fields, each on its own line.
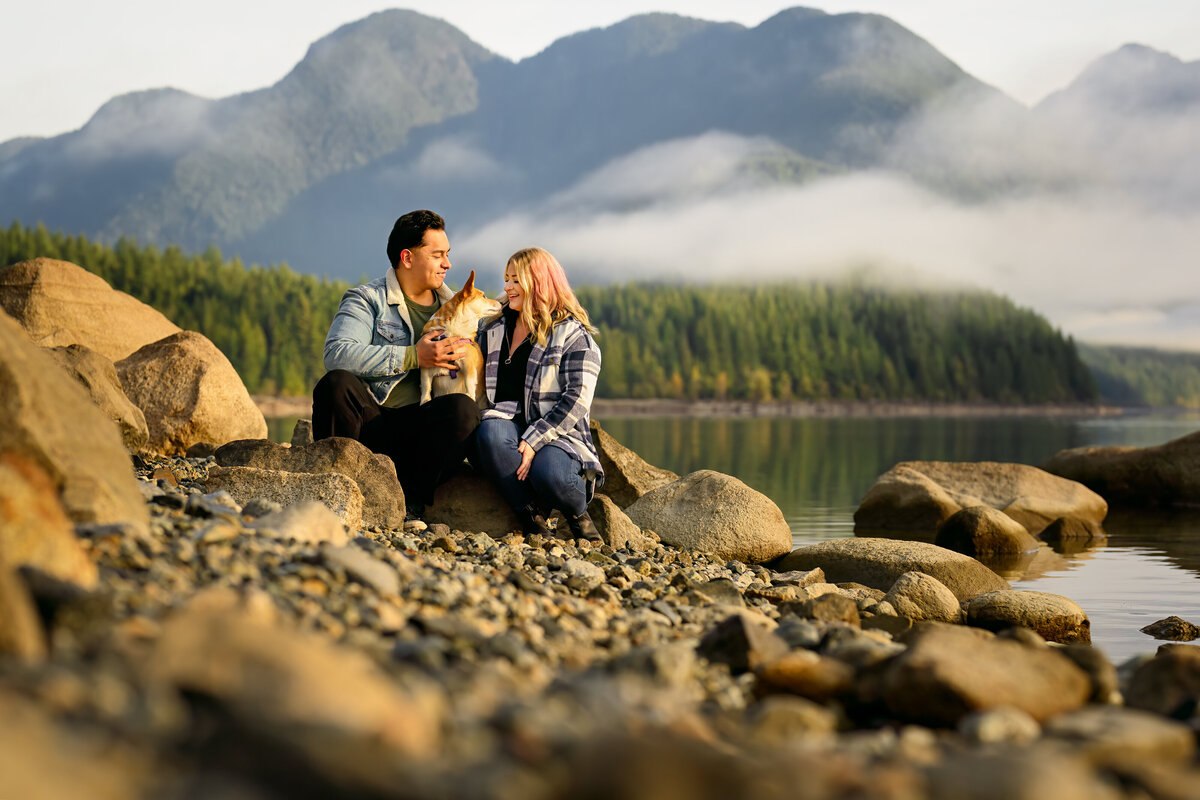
left=312, top=209, right=478, bottom=518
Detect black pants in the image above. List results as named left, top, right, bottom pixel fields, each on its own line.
left=311, top=370, right=480, bottom=505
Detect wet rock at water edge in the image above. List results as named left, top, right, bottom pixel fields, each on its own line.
left=1140, top=615, right=1200, bottom=642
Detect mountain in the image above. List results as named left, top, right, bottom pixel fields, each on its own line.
left=1035, top=44, right=1200, bottom=209
left=0, top=7, right=1003, bottom=277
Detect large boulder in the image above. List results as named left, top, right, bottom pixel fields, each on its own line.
left=777, top=538, right=1010, bottom=601
left=1042, top=431, right=1200, bottom=507
left=879, top=623, right=1091, bottom=725
left=45, top=344, right=148, bottom=451
left=935, top=506, right=1042, bottom=555
left=624, top=470, right=792, bottom=563
left=589, top=421, right=678, bottom=508
left=965, top=589, right=1091, bottom=644
left=881, top=571, right=963, bottom=623
left=207, top=467, right=364, bottom=530
left=0, top=309, right=148, bottom=534
left=425, top=470, right=520, bottom=535
left=854, top=461, right=1107, bottom=535
left=0, top=454, right=98, bottom=589
left=214, top=438, right=405, bottom=529
left=586, top=494, right=656, bottom=552
left=0, top=258, right=180, bottom=360
left=116, top=331, right=266, bottom=455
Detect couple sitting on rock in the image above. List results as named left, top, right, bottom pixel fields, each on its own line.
left=312, top=209, right=603, bottom=540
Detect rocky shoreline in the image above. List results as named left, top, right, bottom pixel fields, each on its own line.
left=4, top=257, right=1200, bottom=799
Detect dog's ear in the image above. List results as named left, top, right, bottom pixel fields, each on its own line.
left=463, top=270, right=475, bottom=293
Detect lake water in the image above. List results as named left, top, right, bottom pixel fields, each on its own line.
left=597, top=412, right=1200, bottom=665
left=267, top=411, right=1200, bottom=664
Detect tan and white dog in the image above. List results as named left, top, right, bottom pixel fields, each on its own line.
left=419, top=270, right=502, bottom=405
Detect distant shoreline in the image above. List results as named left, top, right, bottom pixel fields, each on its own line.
left=253, top=394, right=1155, bottom=420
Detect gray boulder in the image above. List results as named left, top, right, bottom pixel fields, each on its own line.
left=45, top=344, right=148, bottom=451
left=855, top=461, right=1107, bottom=535
left=881, top=571, right=962, bottom=623
left=625, top=470, right=792, bottom=563
left=880, top=623, right=1091, bottom=725
left=0, top=309, right=148, bottom=535
left=777, top=538, right=1010, bottom=602
left=117, top=331, right=266, bottom=455
left=207, top=466, right=364, bottom=530
left=215, top=437, right=405, bottom=529
left=0, top=258, right=180, bottom=360
left=935, top=505, right=1041, bottom=555
left=1042, top=431, right=1200, bottom=507
left=590, top=420, right=677, bottom=508
left=965, top=589, right=1091, bottom=644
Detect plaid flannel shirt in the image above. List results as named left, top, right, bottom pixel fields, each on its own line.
left=479, top=314, right=604, bottom=487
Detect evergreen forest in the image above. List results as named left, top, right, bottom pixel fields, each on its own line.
left=4, top=220, right=1177, bottom=407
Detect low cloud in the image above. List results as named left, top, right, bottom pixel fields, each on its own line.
left=456, top=127, right=1200, bottom=350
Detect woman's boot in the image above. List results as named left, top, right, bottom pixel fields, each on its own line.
left=566, top=510, right=601, bottom=542
left=515, top=505, right=552, bottom=537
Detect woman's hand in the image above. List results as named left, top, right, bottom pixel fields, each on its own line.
left=516, top=440, right=534, bottom=481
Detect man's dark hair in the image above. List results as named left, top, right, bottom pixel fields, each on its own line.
left=387, top=210, right=445, bottom=267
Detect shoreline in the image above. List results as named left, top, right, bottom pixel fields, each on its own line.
left=253, top=394, right=1157, bottom=420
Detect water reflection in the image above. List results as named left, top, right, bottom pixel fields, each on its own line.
left=596, top=413, right=1200, bottom=662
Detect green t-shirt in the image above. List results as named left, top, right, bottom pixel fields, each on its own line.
left=382, top=293, right=442, bottom=408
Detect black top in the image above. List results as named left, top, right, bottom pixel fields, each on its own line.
left=496, top=307, right=533, bottom=412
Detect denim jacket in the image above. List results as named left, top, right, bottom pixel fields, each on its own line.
left=323, top=268, right=455, bottom=404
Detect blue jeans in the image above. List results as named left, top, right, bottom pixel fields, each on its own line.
left=474, top=417, right=588, bottom=516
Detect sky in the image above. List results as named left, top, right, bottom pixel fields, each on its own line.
left=4, top=0, right=1200, bottom=144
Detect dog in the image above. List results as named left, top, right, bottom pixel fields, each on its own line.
left=419, top=270, right=502, bottom=406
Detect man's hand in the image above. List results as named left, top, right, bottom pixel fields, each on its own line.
left=417, top=330, right=470, bottom=369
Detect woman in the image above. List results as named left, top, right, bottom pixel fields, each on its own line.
left=474, top=247, right=604, bottom=539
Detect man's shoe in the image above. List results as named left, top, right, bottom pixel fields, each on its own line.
left=566, top=511, right=601, bottom=542
left=516, top=505, right=552, bottom=537
left=405, top=501, right=425, bottom=522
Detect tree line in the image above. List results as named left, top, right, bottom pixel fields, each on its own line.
left=3, top=220, right=1101, bottom=404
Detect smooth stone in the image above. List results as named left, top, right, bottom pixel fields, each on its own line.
left=116, top=331, right=266, bottom=455
left=935, top=506, right=1041, bottom=556
left=625, top=470, right=792, bottom=563
left=882, top=571, right=963, bottom=623
left=1039, top=516, right=1107, bottom=545
left=778, top=538, right=1010, bottom=602
left=756, top=650, right=856, bottom=701
left=0, top=258, right=179, bottom=360
left=880, top=623, right=1090, bottom=725
left=563, top=558, right=605, bottom=593
left=926, top=752, right=1121, bottom=800
left=855, top=460, right=1107, bottom=535
left=1059, top=644, right=1119, bottom=703
left=746, top=695, right=838, bottom=743
left=1043, top=430, right=1200, bottom=507
left=151, top=588, right=441, bottom=756
left=958, top=707, right=1041, bottom=746
left=796, top=593, right=860, bottom=627
left=965, top=590, right=1091, bottom=644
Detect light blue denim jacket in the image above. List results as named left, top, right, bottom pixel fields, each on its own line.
left=322, top=268, right=455, bottom=404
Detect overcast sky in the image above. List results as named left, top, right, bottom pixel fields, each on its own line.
left=4, top=0, right=1199, bottom=144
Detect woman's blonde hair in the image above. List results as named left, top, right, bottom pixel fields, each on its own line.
left=505, top=247, right=596, bottom=345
